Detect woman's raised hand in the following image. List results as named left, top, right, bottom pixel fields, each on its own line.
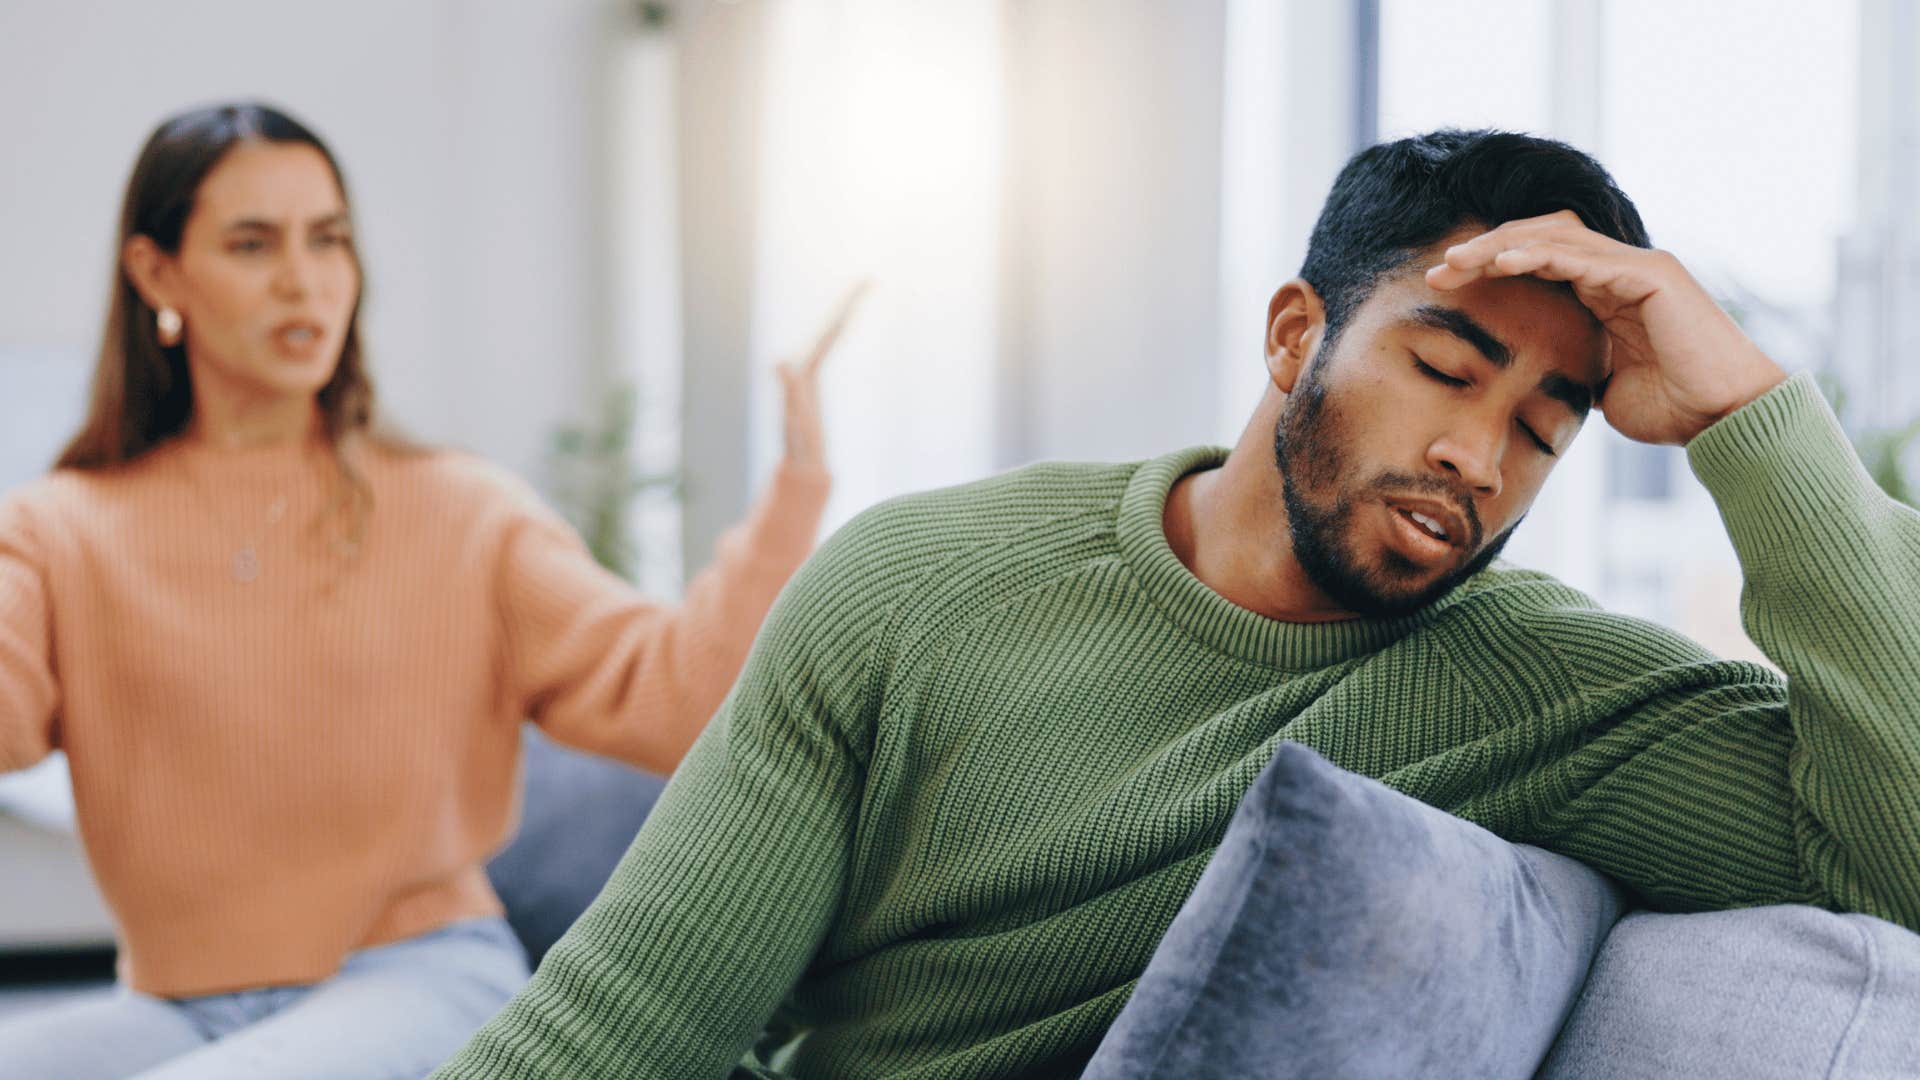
left=777, top=282, right=870, bottom=469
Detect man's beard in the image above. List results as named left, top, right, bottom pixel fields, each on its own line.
left=1273, top=368, right=1517, bottom=618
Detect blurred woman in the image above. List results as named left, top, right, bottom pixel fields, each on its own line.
left=0, top=101, right=849, bottom=1079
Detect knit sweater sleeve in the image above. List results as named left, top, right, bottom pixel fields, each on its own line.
left=0, top=488, right=59, bottom=774
left=1463, top=374, right=1920, bottom=930
left=438, top=495, right=903, bottom=1080
left=500, top=461, right=829, bottom=774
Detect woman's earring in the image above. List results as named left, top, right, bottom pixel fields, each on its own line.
left=156, top=306, right=183, bottom=346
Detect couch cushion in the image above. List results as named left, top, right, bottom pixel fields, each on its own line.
left=485, top=727, right=667, bottom=966
left=1082, top=741, right=1625, bottom=1080
left=1537, top=904, right=1920, bottom=1079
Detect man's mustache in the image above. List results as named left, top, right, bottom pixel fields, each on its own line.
left=1364, top=471, right=1486, bottom=550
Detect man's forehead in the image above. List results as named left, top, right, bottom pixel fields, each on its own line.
left=1355, top=276, right=1608, bottom=420
left=1374, top=269, right=1609, bottom=381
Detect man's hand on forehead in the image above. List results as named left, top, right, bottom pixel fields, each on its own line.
left=1423, top=209, right=1787, bottom=447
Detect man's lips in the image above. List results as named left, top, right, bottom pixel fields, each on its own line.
left=1382, top=495, right=1471, bottom=553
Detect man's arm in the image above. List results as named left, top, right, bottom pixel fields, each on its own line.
left=1684, top=373, right=1920, bottom=922
left=1448, top=375, right=1920, bottom=928
left=436, top=506, right=892, bottom=1080
left=1428, top=217, right=1920, bottom=928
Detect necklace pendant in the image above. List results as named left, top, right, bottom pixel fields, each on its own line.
left=233, top=546, right=261, bottom=584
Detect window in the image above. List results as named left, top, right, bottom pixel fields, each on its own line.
left=1376, top=0, right=1871, bottom=662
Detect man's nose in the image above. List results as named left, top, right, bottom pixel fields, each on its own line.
left=1426, top=429, right=1504, bottom=499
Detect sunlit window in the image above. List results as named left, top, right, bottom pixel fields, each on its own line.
left=1377, top=0, right=1877, bottom=662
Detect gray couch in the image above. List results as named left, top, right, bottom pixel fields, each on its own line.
left=494, top=733, right=1920, bottom=1078
left=1082, top=742, right=1920, bottom=1080
left=12, top=733, right=1903, bottom=1077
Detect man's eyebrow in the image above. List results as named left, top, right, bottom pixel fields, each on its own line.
left=1537, top=372, right=1593, bottom=418
left=1406, top=304, right=1596, bottom=418
left=1407, top=304, right=1512, bottom=369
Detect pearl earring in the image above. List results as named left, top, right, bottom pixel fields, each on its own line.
left=156, top=306, right=183, bottom=346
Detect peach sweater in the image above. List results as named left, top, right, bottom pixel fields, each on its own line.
left=0, top=431, right=829, bottom=997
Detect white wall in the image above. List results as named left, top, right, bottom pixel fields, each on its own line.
left=0, top=0, right=620, bottom=485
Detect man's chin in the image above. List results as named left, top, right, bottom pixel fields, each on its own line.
left=1317, top=551, right=1475, bottom=619
left=1353, top=534, right=1515, bottom=616
left=1281, top=476, right=1514, bottom=619
left=1376, top=544, right=1463, bottom=582
left=1346, top=581, right=1454, bottom=619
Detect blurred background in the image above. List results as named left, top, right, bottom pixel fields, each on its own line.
left=1, top=0, right=1916, bottom=965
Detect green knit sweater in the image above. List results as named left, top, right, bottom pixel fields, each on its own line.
left=437, top=374, right=1920, bottom=1079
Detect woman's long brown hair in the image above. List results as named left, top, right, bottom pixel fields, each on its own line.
left=57, top=102, right=412, bottom=552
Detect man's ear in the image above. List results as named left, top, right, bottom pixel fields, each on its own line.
left=121, top=234, right=179, bottom=313
left=1264, top=278, right=1325, bottom=394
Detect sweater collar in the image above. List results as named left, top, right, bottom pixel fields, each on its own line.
left=1115, top=446, right=1470, bottom=670
left=162, top=424, right=336, bottom=484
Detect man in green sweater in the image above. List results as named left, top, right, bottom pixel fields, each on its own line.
left=437, top=131, right=1920, bottom=1079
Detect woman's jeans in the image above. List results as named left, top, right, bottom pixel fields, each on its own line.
left=0, top=916, right=527, bottom=1080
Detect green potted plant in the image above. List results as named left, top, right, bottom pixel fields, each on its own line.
left=547, top=380, right=679, bottom=580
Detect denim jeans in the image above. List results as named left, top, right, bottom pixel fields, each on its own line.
left=0, top=916, right=528, bottom=1080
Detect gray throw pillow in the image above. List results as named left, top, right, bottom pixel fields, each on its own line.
left=1537, top=905, right=1920, bottom=1079
left=1082, top=741, right=1625, bottom=1080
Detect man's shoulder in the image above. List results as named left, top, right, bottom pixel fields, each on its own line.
left=833, top=457, right=1139, bottom=559
left=1446, top=563, right=1728, bottom=676
left=883, top=457, right=1139, bottom=514
left=1429, top=563, right=1786, bottom=738
left=782, top=458, right=1142, bottom=630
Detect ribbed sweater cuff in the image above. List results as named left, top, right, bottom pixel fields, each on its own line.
left=1687, top=371, right=1881, bottom=572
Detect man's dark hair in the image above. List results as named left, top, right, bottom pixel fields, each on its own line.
left=1300, top=129, right=1652, bottom=349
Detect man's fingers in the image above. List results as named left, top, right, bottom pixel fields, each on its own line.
left=1430, top=239, right=1652, bottom=304
left=1437, top=211, right=1623, bottom=275
left=1443, top=218, right=1606, bottom=266
left=1424, top=260, right=1487, bottom=290
left=1487, top=243, right=1592, bottom=283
